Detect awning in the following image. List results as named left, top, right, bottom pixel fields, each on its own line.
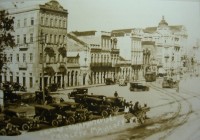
left=59, top=65, right=67, bottom=73
left=44, top=66, right=55, bottom=76
left=44, top=47, right=55, bottom=57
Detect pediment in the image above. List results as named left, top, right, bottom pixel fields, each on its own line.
left=41, top=0, right=65, bottom=11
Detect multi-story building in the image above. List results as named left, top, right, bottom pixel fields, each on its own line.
left=143, top=16, right=188, bottom=76
left=112, top=28, right=144, bottom=81
left=131, top=29, right=144, bottom=80
left=67, top=33, right=91, bottom=86
left=72, top=31, right=120, bottom=84
left=1, top=0, right=68, bottom=90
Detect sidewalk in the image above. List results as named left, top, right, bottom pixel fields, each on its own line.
left=58, top=83, right=105, bottom=91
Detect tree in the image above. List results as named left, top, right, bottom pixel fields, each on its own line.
left=0, top=10, right=15, bottom=71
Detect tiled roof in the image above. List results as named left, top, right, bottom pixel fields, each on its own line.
left=143, top=27, right=157, bottom=33
left=143, top=25, right=184, bottom=33
left=111, top=28, right=134, bottom=37
left=72, top=31, right=97, bottom=36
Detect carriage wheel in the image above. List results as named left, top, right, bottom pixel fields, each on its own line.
left=22, top=123, right=30, bottom=131
left=68, top=116, right=75, bottom=124
left=113, top=106, right=119, bottom=112
left=101, top=110, right=109, bottom=118
left=51, top=120, right=59, bottom=127
left=0, top=129, right=6, bottom=135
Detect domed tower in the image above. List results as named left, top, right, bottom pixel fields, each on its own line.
left=158, top=16, right=168, bottom=27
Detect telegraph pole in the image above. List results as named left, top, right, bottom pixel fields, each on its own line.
left=41, top=30, right=45, bottom=104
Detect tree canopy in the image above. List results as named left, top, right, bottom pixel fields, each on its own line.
left=0, top=10, right=15, bottom=71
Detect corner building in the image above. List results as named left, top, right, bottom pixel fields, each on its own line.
left=1, top=0, right=68, bottom=90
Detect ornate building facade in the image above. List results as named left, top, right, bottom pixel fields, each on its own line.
left=142, top=16, right=188, bottom=76
left=72, top=31, right=120, bottom=84
left=1, top=0, right=68, bottom=90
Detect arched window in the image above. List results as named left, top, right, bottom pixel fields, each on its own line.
left=91, top=54, right=93, bottom=63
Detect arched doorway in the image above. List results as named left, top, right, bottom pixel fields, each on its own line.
left=75, top=71, right=78, bottom=86
left=67, top=71, right=70, bottom=86
left=71, top=71, right=74, bottom=86
left=83, top=73, right=87, bottom=85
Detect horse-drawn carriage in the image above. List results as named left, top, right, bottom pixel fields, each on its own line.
left=124, top=106, right=150, bottom=124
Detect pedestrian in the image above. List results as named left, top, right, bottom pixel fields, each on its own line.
left=114, top=91, right=118, bottom=97
left=129, top=101, right=134, bottom=113
left=134, top=101, right=141, bottom=112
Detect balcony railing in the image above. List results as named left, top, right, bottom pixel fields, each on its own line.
left=90, top=62, right=112, bottom=67
left=164, top=54, right=169, bottom=58
left=19, top=62, right=27, bottom=69
left=18, top=43, right=28, bottom=51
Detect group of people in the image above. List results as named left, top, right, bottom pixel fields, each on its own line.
left=113, top=91, right=144, bottom=113
left=113, top=91, right=149, bottom=123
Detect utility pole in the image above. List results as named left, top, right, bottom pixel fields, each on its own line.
left=41, top=30, right=45, bottom=104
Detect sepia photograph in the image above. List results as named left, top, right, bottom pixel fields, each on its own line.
left=0, top=0, right=200, bottom=139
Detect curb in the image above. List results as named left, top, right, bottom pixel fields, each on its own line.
left=57, top=84, right=106, bottom=91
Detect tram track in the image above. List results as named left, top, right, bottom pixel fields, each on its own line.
left=147, top=82, right=193, bottom=140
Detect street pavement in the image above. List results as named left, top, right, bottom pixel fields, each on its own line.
left=2, top=74, right=200, bottom=140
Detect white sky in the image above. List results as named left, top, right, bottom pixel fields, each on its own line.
left=58, top=0, right=200, bottom=46
left=1, top=0, right=200, bottom=46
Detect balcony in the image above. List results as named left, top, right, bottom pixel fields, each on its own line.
left=18, top=43, right=28, bottom=51
left=164, top=54, right=169, bottom=58
left=111, top=49, right=120, bottom=54
left=90, top=62, right=112, bottom=67
left=67, top=63, right=80, bottom=68
left=19, top=62, right=27, bottom=70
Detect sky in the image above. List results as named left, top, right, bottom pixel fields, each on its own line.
left=57, top=0, right=200, bottom=46
left=0, top=0, right=200, bottom=46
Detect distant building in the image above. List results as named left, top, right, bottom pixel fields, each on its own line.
left=0, top=0, right=68, bottom=90
left=143, top=16, right=188, bottom=76
left=67, top=33, right=91, bottom=86
left=72, top=31, right=120, bottom=84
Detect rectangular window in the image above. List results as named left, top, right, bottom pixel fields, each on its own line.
left=23, top=53, right=26, bottom=62
left=50, top=19, right=53, bottom=27
left=17, top=54, right=19, bottom=62
left=23, top=77, right=26, bottom=87
left=59, top=20, right=61, bottom=27
left=30, top=33, right=33, bottom=43
left=24, top=18, right=27, bottom=27
left=39, top=53, right=42, bottom=63
left=59, top=35, right=61, bottom=43
left=55, top=19, right=57, bottom=27
left=4, top=54, right=7, bottom=62
left=17, top=20, right=20, bottom=28
left=10, top=76, right=13, bottom=83
left=31, top=17, right=34, bottom=25
left=63, top=20, right=65, bottom=28
left=16, top=76, right=19, bottom=83
left=41, top=17, right=44, bottom=25
left=63, top=35, right=65, bottom=43
left=30, top=77, right=33, bottom=88
left=30, top=53, right=33, bottom=62
left=17, top=35, right=20, bottom=44
left=10, top=54, right=12, bottom=62
left=23, top=34, right=26, bottom=43
left=45, top=18, right=48, bottom=26
left=50, top=34, right=52, bottom=43
left=54, top=35, right=57, bottom=44
left=45, top=34, right=48, bottom=43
